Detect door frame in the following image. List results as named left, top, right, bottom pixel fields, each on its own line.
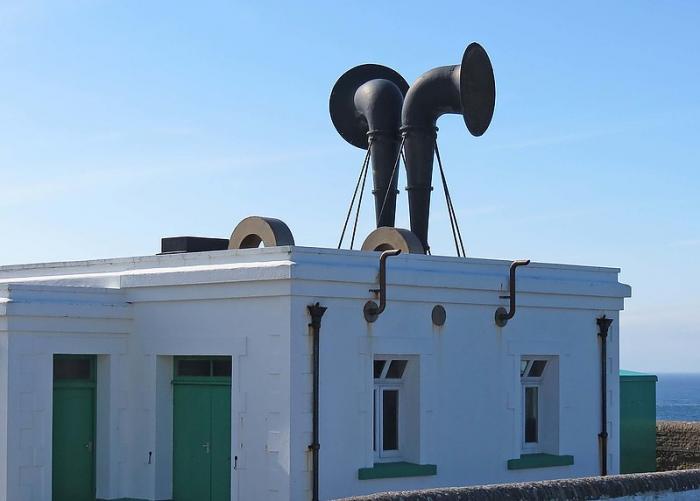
left=52, top=354, right=97, bottom=501
left=172, top=356, right=232, bottom=501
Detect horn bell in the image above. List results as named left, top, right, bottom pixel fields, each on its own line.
left=329, top=65, right=409, bottom=228
left=401, top=43, right=496, bottom=251
left=460, top=42, right=496, bottom=137
left=329, top=64, right=409, bottom=150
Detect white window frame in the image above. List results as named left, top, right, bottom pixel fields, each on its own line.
left=520, top=358, right=548, bottom=454
left=521, top=383, right=542, bottom=452
left=373, top=358, right=406, bottom=461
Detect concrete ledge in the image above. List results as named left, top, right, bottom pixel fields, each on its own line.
left=334, top=468, right=700, bottom=500
left=358, top=462, right=437, bottom=480
left=507, top=453, right=574, bottom=470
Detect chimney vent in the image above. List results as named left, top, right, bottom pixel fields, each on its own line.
left=159, top=236, right=229, bottom=255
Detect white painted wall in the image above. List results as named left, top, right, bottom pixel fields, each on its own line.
left=0, top=309, right=9, bottom=500
left=283, top=249, right=627, bottom=500
left=0, top=247, right=630, bottom=501
left=0, top=285, right=130, bottom=501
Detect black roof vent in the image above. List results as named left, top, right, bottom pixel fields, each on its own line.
left=159, top=236, right=229, bottom=255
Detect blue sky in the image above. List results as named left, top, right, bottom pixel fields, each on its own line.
left=1, top=1, right=698, bottom=372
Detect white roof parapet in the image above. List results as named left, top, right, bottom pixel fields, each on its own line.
left=0, top=247, right=630, bottom=308
left=0, top=283, right=131, bottom=323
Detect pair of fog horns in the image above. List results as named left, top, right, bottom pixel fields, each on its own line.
left=330, top=43, right=496, bottom=255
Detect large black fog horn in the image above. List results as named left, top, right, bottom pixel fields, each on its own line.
left=330, top=65, right=409, bottom=228
left=401, top=43, right=496, bottom=252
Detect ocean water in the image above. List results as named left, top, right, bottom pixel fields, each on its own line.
left=656, top=373, right=700, bottom=421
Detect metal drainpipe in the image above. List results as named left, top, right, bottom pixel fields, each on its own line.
left=307, top=302, right=327, bottom=501
left=597, top=315, right=613, bottom=476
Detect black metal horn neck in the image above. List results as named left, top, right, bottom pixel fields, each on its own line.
left=400, top=43, right=496, bottom=251
left=330, top=65, right=409, bottom=228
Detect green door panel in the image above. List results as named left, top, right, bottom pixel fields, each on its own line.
left=173, top=384, right=212, bottom=501
left=620, top=371, right=658, bottom=473
left=52, top=386, right=95, bottom=501
left=173, top=357, right=232, bottom=501
left=210, top=385, right=232, bottom=501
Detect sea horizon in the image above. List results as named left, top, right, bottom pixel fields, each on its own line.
left=655, top=372, right=700, bottom=422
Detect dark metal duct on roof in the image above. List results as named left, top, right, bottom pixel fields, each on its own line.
left=330, top=65, right=409, bottom=227
left=159, top=236, right=229, bottom=254
left=401, top=43, right=496, bottom=251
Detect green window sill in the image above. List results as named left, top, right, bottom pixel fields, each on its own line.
left=507, top=453, right=574, bottom=470
left=358, top=461, right=437, bottom=480
left=97, top=498, right=171, bottom=501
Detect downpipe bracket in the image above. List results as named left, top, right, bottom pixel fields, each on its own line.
left=364, top=249, right=401, bottom=322
left=495, top=259, right=530, bottom=327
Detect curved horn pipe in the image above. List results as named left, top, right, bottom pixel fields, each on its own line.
left=355, top=80, right=404, bottom=226
left=401, top=43, right=496, bottom=251
left=330, top=65, right=409, bottom=228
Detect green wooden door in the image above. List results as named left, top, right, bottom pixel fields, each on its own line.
left=173, top=383, right=213, bottom=500
left=173, top=357, right=232, bottom=501
left=52, top=356, right=96, bottom=501
left=620, top=370, right=658, bottom=473
left=210, top=385, right=232, bottom=501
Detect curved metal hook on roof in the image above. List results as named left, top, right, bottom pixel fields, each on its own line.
left=495, top=259, right=530, bottom=327
left=361, top=227, right=425, bottom=254
left=364, top=249, right=401, bottom=323
left=229, top=216, right=295, bottom=249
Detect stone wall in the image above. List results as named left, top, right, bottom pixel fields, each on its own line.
left=657, top=420, right=700, bottom=471
left=333, top=469, right=700, bottom=501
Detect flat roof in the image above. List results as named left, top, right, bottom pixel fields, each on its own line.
left=0, top=245, right=622, bottom=275
left=620, top=369, right=658, bottom=382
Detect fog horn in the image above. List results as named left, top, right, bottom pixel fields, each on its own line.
left=330, top=65, right=409, bottom=228
left=401, top=43, right=496, bottom=251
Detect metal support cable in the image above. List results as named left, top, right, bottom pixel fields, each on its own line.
left=439, top=156, right=460, bottom=257
left=435, top=142, right=466, bottom=257
left=349, top=150, right=371, bottom=250
left=436, top=143, right=464, bottom=256
left=338, top=143, right=372, bottom=249
left=376, top=136, right=406, bottom=227
left=434, top=144, right=458, bottom=255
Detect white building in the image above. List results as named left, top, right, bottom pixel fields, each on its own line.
left=0, top=241, right=630, bottom=501
left=0, top=40, right=633, bottom=501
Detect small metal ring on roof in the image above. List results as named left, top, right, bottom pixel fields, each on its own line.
left=229, top=216, right=295, bottom=249
left=361, top=227, right=425, bottom=254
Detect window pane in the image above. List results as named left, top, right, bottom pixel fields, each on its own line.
left=212, top=359, right=232, bottom=377
left=383, top=390, right=399, bottom=451
left=520, top=360, right=529, bottom=377
left=386, top=360, right=407, bottom=379
left=54, top=358, right=92, bottom=380
left=177, top=359, right=211, bottom=377
left=528, top=360, right=547, bottom=378
left=373, top=389, right=377, bottom=452
left=374, top=360, right=386, bottom=379
left=525, top=386, right=538, bottom=443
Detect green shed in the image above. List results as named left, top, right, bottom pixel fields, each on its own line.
left=619, top=369, right=658, bottom=473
